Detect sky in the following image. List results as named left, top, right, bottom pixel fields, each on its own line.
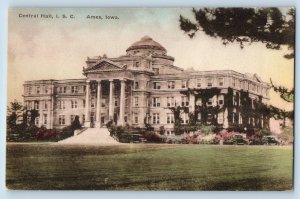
left=7, top=8, right=294, bottom=110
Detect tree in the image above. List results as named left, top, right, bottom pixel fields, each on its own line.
left=7, top=100, right=24, bottom=132
left=179, top=8, right=294, bottom=59
left=71, top=115, right=81, bottom=130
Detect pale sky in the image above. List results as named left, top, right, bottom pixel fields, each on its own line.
left=8, top=8, right=294, bottom=110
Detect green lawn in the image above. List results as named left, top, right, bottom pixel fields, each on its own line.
left=6, top=143, right=293, bottom=190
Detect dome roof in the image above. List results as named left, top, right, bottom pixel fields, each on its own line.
left=126, top=36, right=166, bottom=52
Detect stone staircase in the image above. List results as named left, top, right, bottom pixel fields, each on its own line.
left=57, top=128, right=119, bottom=145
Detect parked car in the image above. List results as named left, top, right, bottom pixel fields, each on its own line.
left=234, top=135, right=249, bottom=145
left=262, top=136, right=280, bottom=145
left=223, top=134, right=248, bottom=145
left=131, top=134, right=147, bottom=143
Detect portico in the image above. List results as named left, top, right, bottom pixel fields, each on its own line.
left=84, top=78, right=130, bottom=128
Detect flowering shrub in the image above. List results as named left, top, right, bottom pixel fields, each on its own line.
left=35, top=126, right=58, bottom=141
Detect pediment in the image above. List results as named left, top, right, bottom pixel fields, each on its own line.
left=85, top=60, right=124, bottom=72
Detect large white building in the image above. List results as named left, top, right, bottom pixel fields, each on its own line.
left=23, top=36, right=270, bottom=134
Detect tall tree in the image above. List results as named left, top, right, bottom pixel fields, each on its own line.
left=7, top=100, right=24, bottom=131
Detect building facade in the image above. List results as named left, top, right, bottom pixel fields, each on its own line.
left=23, top=36, right=270, bottom=134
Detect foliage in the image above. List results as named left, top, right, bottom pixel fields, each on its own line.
left=57, top=116, right=82, bottom=141
left=179, top=8, right=295, bottom=59
left=197, top=124, right=217, bottom=135
left=58, top=126, right=76, bottom=141
left=35, top=126, right=58, bottom=141
left=108, top=124, right=133, bottom=143
left=169, top=106, right=188, bottom=135
left=278, top=126, right=293, bottom=144
left=71, top=115, right=81, bottom=130
left=7, top=100, right=24, bottom=132
left=159, top=126, right=165, bottom=135
left=143, top=131, right=166, bottom=143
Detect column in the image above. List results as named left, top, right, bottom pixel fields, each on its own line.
left=118, top=79, right=126, bottom=126
left=84, top=80, right=90, bottom=127
left=223, top=108, right=229, bottom=128
left=108, top=80, right=114, bottom=121
left=95, top=80, right=102, bottom=128
left=189, top=93, right=195, bottom=113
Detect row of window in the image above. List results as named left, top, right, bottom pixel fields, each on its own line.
left=58, top=114, right=85, bottom=125
left=27, top=86, right=50, bottom=95
left=151, top=78, right=267, bottom=95
left=26, top=85, right=85, bottom=95
left=152, top=79, right=219, bottom=90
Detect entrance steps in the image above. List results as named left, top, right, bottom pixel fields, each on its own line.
left=57, top=128, right=119, bottom=145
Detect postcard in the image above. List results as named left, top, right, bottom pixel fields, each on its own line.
left=6, top=7, right=294, bottom=190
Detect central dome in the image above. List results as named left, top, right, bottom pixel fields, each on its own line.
left=126, top=36, right=166, bottom=52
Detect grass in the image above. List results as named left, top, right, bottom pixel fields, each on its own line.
left=6, top=143, right=293, bottom=190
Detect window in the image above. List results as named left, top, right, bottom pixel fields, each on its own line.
left=114, top=98, right=118, bottom=107
left=207, top=99, right=213, bottom=106
left=152, top=113, right=160, bottom=124
left=233, top=78, right=236, bottom=87
left=35, top=117, right=39, bottom=125
left=28, top=87, right=32, bottom=95
left=153, top=82, right=161, bottom=89
left=71, top=86, right=78, bottom=93
left=207, top=113, right=213, bottom=124
left=182, top=80, right=187, bottom=88
left=153, top=68, right=159, bottom=75
left=82, top=114, right=85, bottom=124
left=218, top=78, right=224, bottom=86
left=196, top=99, right=202, bottom=106
left=34, top=101, right=39, bottom=110
left=207, top=78, right=213, bottom=87
left=134, top=96, right=139, bottom=107
left=134, top=81, right=139, bottom=89
left=91, top=98, right=95, bottom=108
left=218, top=99, right=224, bottom=105
left=71, top=100, right=78, bottom=109
left=59, top=115, right=65, bottom=125
left=57, top=101, right=66, bottom=109
left=36, top=86, right=40, bottom=94
left=44, top=114, right=47, bottom=125
left=197, top=79, right=201, bottom=88
left=167, top=97, right=175, bottom=107
left=167, top=113, right=174, bottom=124
left=59, top=86, right=67, bottom=93
left=197, top=112, right=201, bottom=120
left=83, top=100, right=86, bottom=108
left=44, top=101, right=48, bottom=110
left=61, top=101, right=65, bottom=109
left=133, top=113, right=139, bottom=124
left=152, top=97, right=160, bottom=107
left=168, top=81, right=175, bottom=89
left=181, top=112, right=189, bottom=124
left=45, top=86, right=48, bottom=94
left=135, top=62, right=140, bottom=68
left=181, top=96, right=189, bottom=106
